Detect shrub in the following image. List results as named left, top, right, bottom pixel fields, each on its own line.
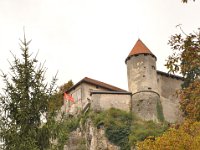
left=89, top=108, right=168, bottom=149
left=137, top=120, right=200, bottom=150
left=129, top=121, right=168, bottom=146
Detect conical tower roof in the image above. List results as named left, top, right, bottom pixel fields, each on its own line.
left=125, top=39, right=156, bottom=63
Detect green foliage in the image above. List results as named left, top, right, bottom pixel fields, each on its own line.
left=0, top=34, right=72, bottom=150
left=147, top=7, right=200, bottom=146
left=179, top=80, right=200, bottom=121
left=166, top=29, right=200, bottom=121
left=79, top=108, right=92, bottom=128
left=89, top=108, right=132, bottom=149
left=51, top=116, right=80, bottom=149
left=166, top=30, right=200, bottom=88
left=129, top=121, right=168, bottom=146
left=137, top=120, right=200, bottom=150
left=0, top=34, right=58, bottom=150
left=106, top=126, right=130, bottom=150
left=59, top=80, right=74, bottom=93
left=49, top=80, right=74, bottom=112
left=89, top=111, right=106, bottom=128
left=104, top=108, right=132, bottom=150
left=48, top=92, right=63, bottom=113
left=89, top=108, right=168, bottom=149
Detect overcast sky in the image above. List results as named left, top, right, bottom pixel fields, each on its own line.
left=0, top=0, right=200, bottom=90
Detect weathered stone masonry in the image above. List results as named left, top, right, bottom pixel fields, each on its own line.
left=65, top=39, right=183, bottom=123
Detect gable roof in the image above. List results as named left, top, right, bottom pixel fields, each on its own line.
left=66, top=77, right=127, bottom=93
left=126, top=39, right=156, bottom=62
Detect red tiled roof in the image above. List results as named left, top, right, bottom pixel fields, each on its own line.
left=126, top=39, right=156, bottom=62
left=66, top=77, right=127, bottom=93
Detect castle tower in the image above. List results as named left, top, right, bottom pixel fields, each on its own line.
left=125, top=39, right=161, bottom=121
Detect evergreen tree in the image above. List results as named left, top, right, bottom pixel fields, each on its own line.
left=0, top=34, right=61, bottom=150
left=48, top=80, right=74, bottom=113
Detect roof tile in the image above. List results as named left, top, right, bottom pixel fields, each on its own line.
left=66, top=77, right=127, bottom=93
left=126, top=39, right=156, bottom=62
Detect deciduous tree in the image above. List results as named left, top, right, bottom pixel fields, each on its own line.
left=59, top=80, right=73, bottom=93
left=166, top=29, right=200, bottom=120
left=137, top=120, right=200, bottom=150
left=182, top=0, right=196, bottom=3
left=48, top=80, right=74, bottom=112
left=137, top=1, right=200, bottom=149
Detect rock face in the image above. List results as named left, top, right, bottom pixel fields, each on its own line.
left=64, top=119, right=120, bottom=150
left=64, top=129, right=86, bottom=150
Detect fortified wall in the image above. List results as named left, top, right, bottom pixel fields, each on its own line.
left=65, top=39, right=183, bottom=123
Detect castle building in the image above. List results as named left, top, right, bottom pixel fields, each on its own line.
left=65, top=39, right=183, bottom=123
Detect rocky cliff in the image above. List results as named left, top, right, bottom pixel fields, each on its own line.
left=64, top=119, right=120, bottom=150
left=62, top=108, right=168, bottom=150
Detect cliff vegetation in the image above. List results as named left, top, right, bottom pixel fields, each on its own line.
left=61, top=108, right=168, bottom=150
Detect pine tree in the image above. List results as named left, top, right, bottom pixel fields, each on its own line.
left=0, top=33, right=60, bottom=150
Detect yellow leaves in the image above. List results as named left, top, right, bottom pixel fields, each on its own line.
left=179, top=80, right=200, bottom=121
left=167, top=31, right=200, bottom=121
left=137, top=121, right=200, bottom=150
left=166, top=31, right=200, bottom=85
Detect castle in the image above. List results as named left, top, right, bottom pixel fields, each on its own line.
left=64, top=39, right=183, bottom=123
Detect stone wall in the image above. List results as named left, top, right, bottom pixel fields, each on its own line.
left=91, top=91, right=132, bottom=112
left=64, top=119, right=120, bottom=150
left=160, top=96, right=183, bottom=123
left=66, top=83, right=111, bottom=115
left=132, top=91, right=160, bottom=121
left=157, top=73, right=182, bottom=100
left=157, top=73, right=183, bottom=123
left=81, top=83, right=108, bottom=102
left=127, top=54, right=158, bottom=94
left=66, top=68, right=184, bottom=122
left=68, top=83, right=107, bottom=105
